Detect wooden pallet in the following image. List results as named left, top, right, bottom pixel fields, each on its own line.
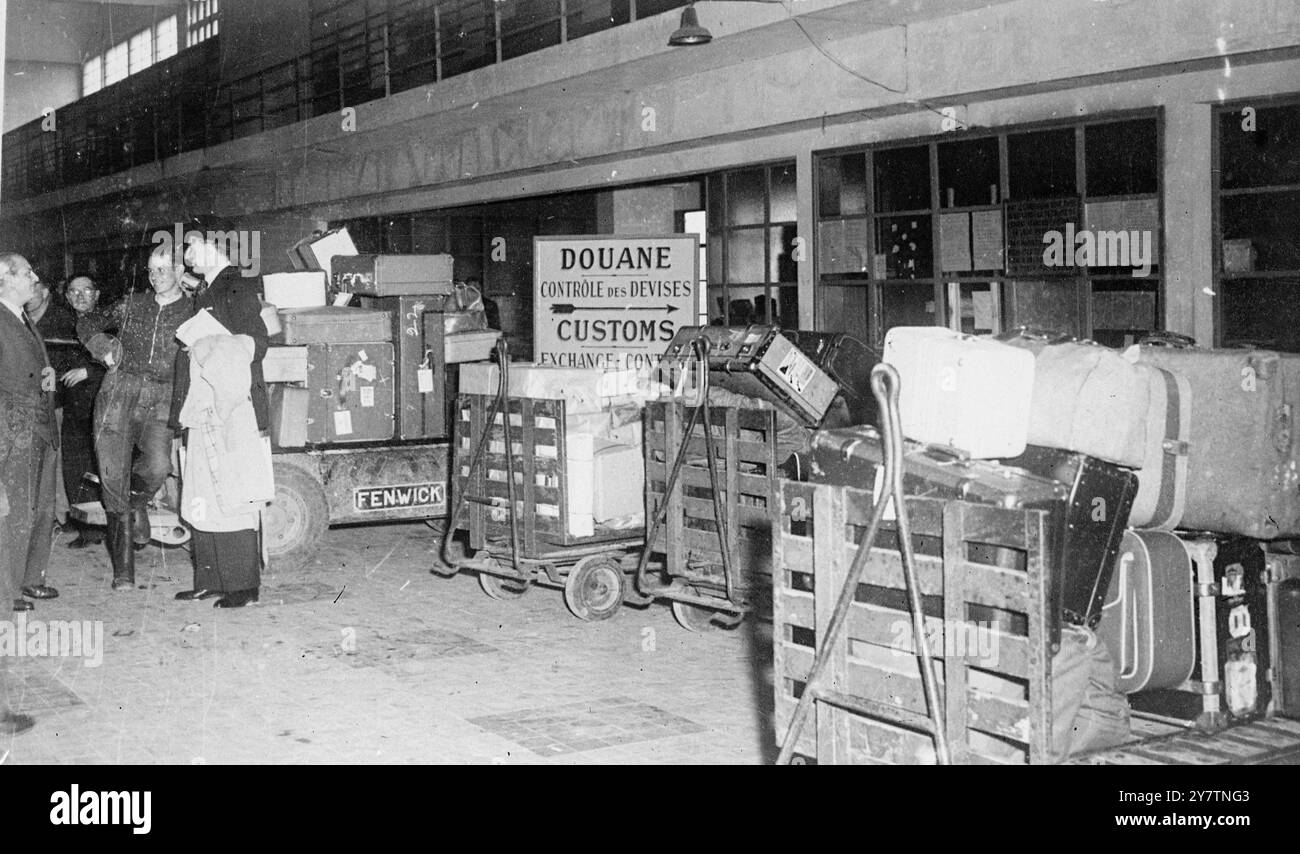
left=643, top=400, right=780, bottom=597
left=454, top=393, right=639, bottom=554
left=773, top=481, right=1055, bottom=764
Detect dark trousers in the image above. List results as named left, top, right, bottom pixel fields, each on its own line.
left=191, top=529, right=261, bottom=593
left=1, top=435, right=56, bottom=593
left=61, top=410, right=99, bottom=505
left=94, top=372, right=174, bottom=514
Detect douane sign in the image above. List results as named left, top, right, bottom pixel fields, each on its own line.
left=534, top=235, right=699, bottom=371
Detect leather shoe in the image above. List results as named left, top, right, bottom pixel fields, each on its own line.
left=175, top=589, right=222, bottom=601
left=21, top=585, right=58, bottom=600
left=12, top=599, right=32, bottom=613
left=111, top=577, right=135, bottom=592
left=0, top=712, right=35, bottom=736
left=214, top=588, right=259, bottom=608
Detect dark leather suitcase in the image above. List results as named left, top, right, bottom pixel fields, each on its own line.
left=333, top=254, right=455, bottom=297
left=357, top=294, right=449, bottom=440
left=1264, top=551, right=1300, bottom=718
left=660, top=325, right=839, bottom=426
left=784, top=330, right=880, bottom=426
left=1129, top=536, right=1272, bottom=725
left=1000, top=445, right=1138, bottom=627
left=304, top=342, right=396, bottom=443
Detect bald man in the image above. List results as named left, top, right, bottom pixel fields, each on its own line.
left=0, top=252, right=60, bottom=614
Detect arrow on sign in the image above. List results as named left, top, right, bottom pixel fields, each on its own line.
left=550, top=303, right=679, bottom=315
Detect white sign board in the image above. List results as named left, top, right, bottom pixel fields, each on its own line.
left=534, top=235, right=699, bottom=372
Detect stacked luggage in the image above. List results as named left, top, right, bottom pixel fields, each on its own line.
left=809, top=325, right=1299, bottom=752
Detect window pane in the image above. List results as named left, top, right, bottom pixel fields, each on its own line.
left=726, top=228, right=765, bottom=284
left=938, top=137, right=1000, bottom=207
left=769, top=225, right=797, bottom=283
left=156, top=16, right=179, bottom=60
left=818, top=153, right=867, bottom=218
left=769, top=164, right=797, bottom=222
left=875, top=215, right=933, bottom=279
left=104, top=43, right=128, bottom=85
left=567, top=0, right=631, bottom=41
left=1085, top=118, right=1158, bottom=197
left=1091, top=281, right=1158, bottom=347
left=775, top=286, right=799, bottom=330
left=129, top=29, right=153, bottom=74
left=1008, top=127, right=1076, bottom=199
left=727, top=169, right=766, bottom=226
left=1221, top=190, right=1300, bottom=272
left=881, top=283, right=937, bottom=332
left=817, top=218, right=869, bottom=277
left=873, top=145, right=930, bottom=212
left=1221, top=277, right=1300, bottom=351
left=1219, top=103, right=1300, bottom=190
left=83, top=58, right=102, bottom=96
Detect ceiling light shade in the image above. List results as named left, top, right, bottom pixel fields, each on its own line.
left=668, top=6, right=712, bottom=46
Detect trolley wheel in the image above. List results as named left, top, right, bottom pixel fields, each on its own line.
left=479, top=570, right=530, bottom=600
left=563, top=556, right=625, bottom=622
left=671, top=599, right=745, bottom=633
left=264, top=460, right=328, bottom=573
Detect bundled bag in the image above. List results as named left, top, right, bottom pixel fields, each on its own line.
left=1001, top=331, right=1150, bottom=468
left=1049, top=625, right=1131, bottom=762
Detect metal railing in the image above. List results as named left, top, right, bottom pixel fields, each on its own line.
left=2, top=0, right=690, bottom=202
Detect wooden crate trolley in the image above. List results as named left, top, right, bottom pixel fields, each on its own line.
left=638, top=399, right=781, bottom=632
left=443, top=390, right=647, bottom=621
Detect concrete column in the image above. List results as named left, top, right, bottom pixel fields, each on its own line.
left=796, top=147, right=815, bottom=330
left=1163, top=101, right=1215, bottom=345
left=593, top=186, right=679, bottom=235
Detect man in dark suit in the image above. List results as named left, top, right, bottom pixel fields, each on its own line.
left=0, top=252, right=60, bottom=615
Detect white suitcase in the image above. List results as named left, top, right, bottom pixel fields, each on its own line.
left=882, top=326, right=1035, bottom=458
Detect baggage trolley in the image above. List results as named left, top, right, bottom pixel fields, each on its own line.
left=443, top=390, right=648, bottom=621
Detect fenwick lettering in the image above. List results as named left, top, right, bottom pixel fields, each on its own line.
left=50, top=786, right=151, bottom=835
left=1041, top=224, right=1154, bottom=277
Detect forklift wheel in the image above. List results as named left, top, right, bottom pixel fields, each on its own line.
left=671, top=599, right=745, bottom=633
left=265, top=461, right=328, bottom=573
left=479, top=570, right=530, bottom=600
left=563, top=556, right=625, bottom=622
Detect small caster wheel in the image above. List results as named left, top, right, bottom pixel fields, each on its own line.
left=671, top=599, right=745, bottom=633
left=479, top=570, right=530, bottom=600
left=564, top=556, right=625, bottom=622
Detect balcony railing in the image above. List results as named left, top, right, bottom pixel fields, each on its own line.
left=2, top=0, right=690, bottom=203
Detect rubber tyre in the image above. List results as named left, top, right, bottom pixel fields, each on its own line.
left=479, top=569, right=530, bottom=600
left=563, top=556, right=625, bottom=622
left=671, top=599, right=744, bottom=633
left=264, top=461, right=329, bottom=573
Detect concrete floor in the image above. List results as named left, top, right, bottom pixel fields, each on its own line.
left=2, top=520, right=776, bottom=765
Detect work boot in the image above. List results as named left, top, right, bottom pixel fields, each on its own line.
left=104, top=512, right=135, bottom=591
left=128, top=476, right=154, bottom=549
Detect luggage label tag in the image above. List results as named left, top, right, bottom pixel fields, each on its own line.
left=418, top=349, right=435, bottom=394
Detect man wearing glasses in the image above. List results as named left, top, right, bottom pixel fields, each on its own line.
left=79, top=246, right=194, bottom=591
left=0, top=253, right=59, bottom=618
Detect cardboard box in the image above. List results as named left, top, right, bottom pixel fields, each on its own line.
left=264, top=271, right=328, bottom=309
left=593, top=441, right=645, bottom=523
left=263, top=346, right=309, bottom=383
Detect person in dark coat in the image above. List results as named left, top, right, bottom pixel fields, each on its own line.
left=60, top=275, right=109, bottom=547
left=0, top=252, right=60, bottom=613
left=26, top=278, right=77, bottom=527
left=170, top=232, right=269, bottom=608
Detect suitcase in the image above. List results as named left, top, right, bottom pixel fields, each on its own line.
left=357, top=295, right=448, bottom=440
left=305, top=342, right=396, bottom=443
left=659, top=325, right=839, bottom=426
left=1096, top=530, right=1198, bottom=694
left=333, top=254, right=455, bottom=297
left=279, top=306, right=393, bottom=345
left=1127, top=363, right=1192, bottom=530
left=1264, top=550, right=1300, bottom=718
left=288, top=227, right=357, bottom=279
left=1000, top=445, right=1138, bottom=627
left=1128, top=536, right=1272, bottom=725
left=882, top=326, right=1035, bottom=458
left=1138, top=344, right=1300, bottom=538
left=1000, top=332, right=1150, bottom=468
left=785, top=330, right=880, bottom=426
left=269, top=384, right=310, bottom=448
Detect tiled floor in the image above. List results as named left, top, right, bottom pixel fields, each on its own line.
left=1, top=520, right=776, bottom=765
